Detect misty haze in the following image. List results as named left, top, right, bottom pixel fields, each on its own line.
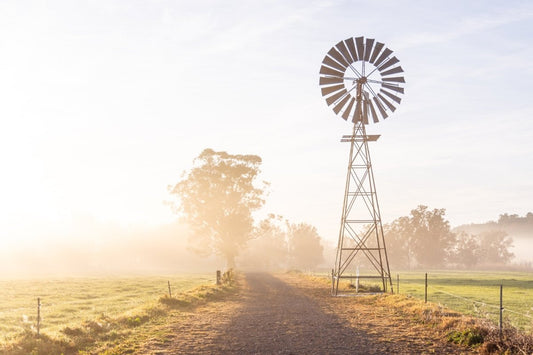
left=1, top=1, right=533, bottom=354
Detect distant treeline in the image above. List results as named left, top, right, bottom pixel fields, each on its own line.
left=456, top=212, right=533, bottom=238
left=382, top=206, right=523, bottom=270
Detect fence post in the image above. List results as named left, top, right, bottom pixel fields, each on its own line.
left=331, top=269, right=334, bottom=295
left=424, top=273, right=428, bottom=303
left=168, top=281, right=172, bottom=298
left=37, top=297, right=41, bottom=337
left=216, top=270, right=221, bottom=285
left=499, top=284, right=503, bottom=340
left=397, top=274, right=399, bottom=294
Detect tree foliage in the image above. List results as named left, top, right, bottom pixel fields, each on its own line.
left=239, top=214, right=289, bottom=270
left=239, top=217, right=325, bottom=271
left=452, top=232, right=481, bottom=268
left=384, top=216, right=413, bottom=269
left=288, top=223, right=324, bottom=270
left=409, top=206, right=456, bottom=268
left=169, top=148, right=267, bottom=267
left=384, top=205, right=455, bottom=268
left=385, top=205, right=515, bottom=269
left=478, top=230, right=514, bottom=265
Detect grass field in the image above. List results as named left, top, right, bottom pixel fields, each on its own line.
left=0, top=273, right=215, bottom=345
left=395, top=270, right=533, bottom=331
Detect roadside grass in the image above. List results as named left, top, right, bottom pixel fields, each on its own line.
left=307, top=272, right=533, bottom=354
left=0, top=272, right=237, bottom=354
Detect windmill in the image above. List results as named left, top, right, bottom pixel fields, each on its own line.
left=319, top=36, right=405, bottom=295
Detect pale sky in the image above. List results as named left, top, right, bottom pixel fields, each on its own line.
left=1, top=0, right=533, bottom=249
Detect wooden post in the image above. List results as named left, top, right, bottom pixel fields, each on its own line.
left=331, top=269, right=334, bottom=295
left=424, top=273, right=428, bottom=303
left=216, top=270, right=221, bottom=285
left=396, top=273, right=400, bottom=294
left=37, top=297, right=41, bottom=337
left=168, top=281, right=172, bottom=298
left=499, top=284, right=503, bottom=340
left=355, top=266, right=359, bottom=293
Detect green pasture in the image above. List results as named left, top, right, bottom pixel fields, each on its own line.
left=0, top=274, right=214, bottom=344
left=313, top=269, right=533, bottom=331
left=396, top=270, right=533, bottom=331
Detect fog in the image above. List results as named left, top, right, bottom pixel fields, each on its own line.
left=2, top=216, right=530, bottom=279
left=0, top=221, right=223, bottom=279
left=0, top=217, right=336, bottom=278
left=511, top=237, right=533, bottom=264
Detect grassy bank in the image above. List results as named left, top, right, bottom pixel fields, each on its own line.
left=307, top=271, right=533, bottom=354
left=1, top=271, right=236, bottom=354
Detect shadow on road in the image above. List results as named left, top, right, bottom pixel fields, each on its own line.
left=209, top=272, right=383, bottom=354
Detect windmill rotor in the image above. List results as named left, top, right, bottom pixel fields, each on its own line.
left=319, top=36, right=405, bottom=123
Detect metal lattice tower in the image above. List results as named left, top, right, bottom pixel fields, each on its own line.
left=318, top=36, right=405, bottom=295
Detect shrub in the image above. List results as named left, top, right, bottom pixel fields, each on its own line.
left=447, top=328, right=484, bottom=346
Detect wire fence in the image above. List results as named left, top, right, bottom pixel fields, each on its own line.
left=397, top=272, right=533, bottom=332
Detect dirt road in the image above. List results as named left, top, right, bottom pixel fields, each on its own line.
left=146, top=273, right=472, bottom=354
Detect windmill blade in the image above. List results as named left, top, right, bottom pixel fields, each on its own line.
left=380, top=65, right=403, bottom=76
left=353, top=99, right=362, bottom=123
left=374, top=48, right=392, bottom=67
left=323, top=55, right=347, bottom=72
left=364, top=38, right=374, bottom=61
left=355, top=36, right=365, bottom=61
left=369, top=42, right=384, bottom=63
left=345, top=38, right=358, bottom=61
left=320, top=65, right=343, bottom=77
left=379, top=56, right=400, bottom=71
left=327, top=47, right=350, bottom=67
left=373, top=96, right=388, bottom=119
left=326, top=89, right=348, bottom=106
left=379, top=88, right=401, bottom=104
left=382, top=83, right=405, bottom=94
left=321, top=84, right=345, bottom=97
left=319, top=76, right=343, bottom=86
left=377, top=93, right=396, bottom=112
left=335, top=40, right=354, bottom=63
left=363, top=104, right=369, bottom=124
left=333, top=94, right=352, bottom=114
left=368, top=98, right=379, bottom=123
left=382, top=76, right=405, bottom=83
left=341, top=97, right=356, bottom=121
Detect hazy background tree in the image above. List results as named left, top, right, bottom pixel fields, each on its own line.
left=455, top=212, right=530, bottom=265
left=385, top=205, right=516, bottom=270
left=451, top=232, right=481, bottom=268
left=383, top=216, right=414, bottom=269
left=409, top=205, right=456, bottom=268
left=478, top=230, right=514, bottom=265
left=288, top=223, right=324, bottom=270
left=239, top=214, right=288, bottom=270
left=169, top=148, right=267, bottom=268
left=384, top=205, right=455, bottom=268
